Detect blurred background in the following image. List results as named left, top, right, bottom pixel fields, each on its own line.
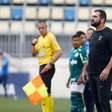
left=0, top=0, right=112, bottom=57
left=0, top=0, right=112, bottom=111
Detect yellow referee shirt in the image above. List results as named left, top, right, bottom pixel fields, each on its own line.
left=35, top=32, right=61, bottom=65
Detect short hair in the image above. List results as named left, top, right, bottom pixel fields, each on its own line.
left=72, top=31, right=85, bottom=39
left=72, top=34, right=77, bottom=39
left=87, top=28, right=94, bottom=32
left=94, top=9, right=107, bottom=22
left=76, top=31, right=85, bottom=37
left=36, top=20, right=47, bottom=26
left=38, top=20, right=47, bottom=24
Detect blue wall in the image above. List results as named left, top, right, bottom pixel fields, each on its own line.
left=7, top=72, right=29, bottom=99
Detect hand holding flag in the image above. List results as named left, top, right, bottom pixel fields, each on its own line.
left=23, top=75, right=48, bottom=105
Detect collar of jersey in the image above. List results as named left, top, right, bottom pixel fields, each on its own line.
left=73, top=46, right=82, bottom=52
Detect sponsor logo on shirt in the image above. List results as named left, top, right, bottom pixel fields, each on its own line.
left=98, top=35, right=103, bottom=40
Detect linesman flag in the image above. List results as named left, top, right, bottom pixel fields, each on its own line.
left=23, top=75, right=48, bottom=105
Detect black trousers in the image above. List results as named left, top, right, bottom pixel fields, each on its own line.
left=84, top=81, right=94, bottom=112
left=89, top=74, right=112, bottom=112
left=39, top=64, right=55, bottom=94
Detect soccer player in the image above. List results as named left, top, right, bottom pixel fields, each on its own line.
left=32, top=21, right=62, bottom=112
left=66, top=31, right=88, bottom=112
left=0, top=49, right=9, bottom=97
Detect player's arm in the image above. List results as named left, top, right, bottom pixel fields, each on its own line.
left=105, top=56, right=112, bottom=70
left=81, top=62, right=88, bottom=83
left=50, top=49, right=62, bottom=64
left=32, top=38, right=38, bottom=56
left=50, top=34, right=62, bottom=64
left=100, top=56, right=112, bottom=80
left=66, top=76, right=71, bottom=88
left=103, top=31, right=112, bottom=73
left=100, top=31, right=112, bottom=80
left=40, top=49, right=62, bottom=74
left=3, top=57, right=9, bottom=67
left=77, top=48, right=88, bottom=84
left=77, top=63, right=88, bottom=85
left=66, top=63, right=71, bottom=88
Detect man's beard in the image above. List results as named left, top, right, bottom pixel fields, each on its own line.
left=91, top=20, right=101, bottom=27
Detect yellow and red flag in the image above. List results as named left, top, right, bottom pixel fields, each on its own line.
left=23, top=75, right=48, bottom=105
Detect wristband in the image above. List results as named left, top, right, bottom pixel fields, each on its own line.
left=32, top=43, right=36, bottom=46
left=49, top=62, right=54, bottom=66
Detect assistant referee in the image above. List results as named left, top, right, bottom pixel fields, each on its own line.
left=32, top=21, right=62, bottom=112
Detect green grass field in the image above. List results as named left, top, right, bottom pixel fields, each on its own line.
left=0, top=98, right=70, bottom=112
left=0, top=97, right=112, bottom=112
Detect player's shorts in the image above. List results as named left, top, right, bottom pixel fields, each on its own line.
left=39, top=64, right=55, bottom=94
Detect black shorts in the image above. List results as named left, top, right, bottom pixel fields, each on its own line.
left=39, top=64, right=55, bottom=94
